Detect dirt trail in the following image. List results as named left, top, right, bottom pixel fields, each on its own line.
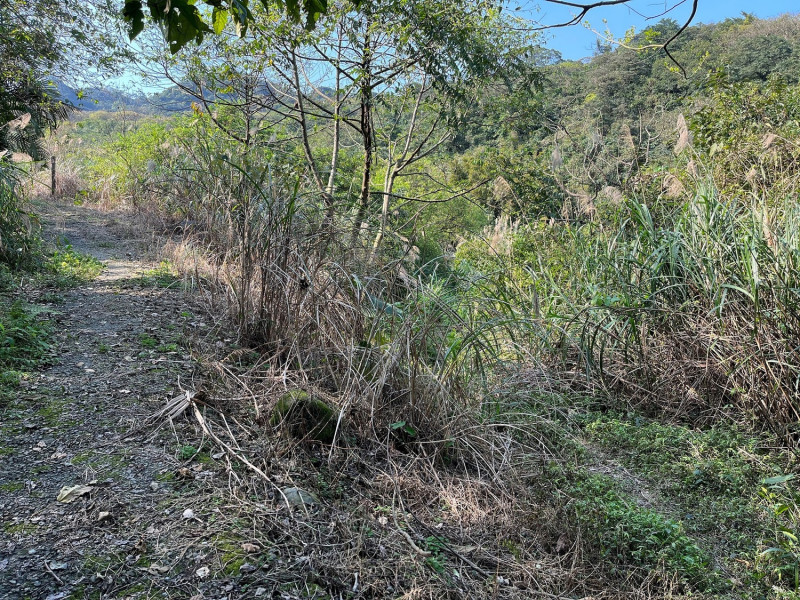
left=0, top=200, right=216, bottom=599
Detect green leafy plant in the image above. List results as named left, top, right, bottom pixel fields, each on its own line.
left=178, top=444, right=199, bottom=460
left=139, top=334, right=157, bottom=349
left=424, top=535, right=447, bottom=574
left=389, top=421, right=417, bottom=438
left=758, top=474, right=800, bottom=590
left=0, top=300, right=52, bottom=370
left=43, top=245, right=103, bottom=287
left=566, top=471, right=710, bottom=586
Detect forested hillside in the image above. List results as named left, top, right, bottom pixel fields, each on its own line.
left=3, top=3, right=800, bottom=598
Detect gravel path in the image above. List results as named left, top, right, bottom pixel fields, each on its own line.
left=0, top=200, right=214, bottom=599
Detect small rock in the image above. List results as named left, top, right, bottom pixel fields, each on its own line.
left=239, top=563, right=256, bottom=573
left=150, top=482, right=159, bottom=491
left=254, top=588, right=266, bottom=597
left=195, top=566, right=210, bottom=578
left=97, top=511, right=112, bottom=522
left=182, top=508, right=195, bottom=519
left=241, top=543, right=260, bottom=553
left=281, top=487, right=318, bottom=507
left=145, top=563, right=170, bottom=575
left=270, top=390, right=337, bottom=444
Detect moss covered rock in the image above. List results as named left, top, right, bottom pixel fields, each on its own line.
left=270, top=389, right=337, bottom=444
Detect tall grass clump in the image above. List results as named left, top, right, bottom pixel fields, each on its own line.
left=116, top=109, right=541, bottom=469
left=513, top=186, right=800, bottom=438
left=0, top=160, right=40, bottom=270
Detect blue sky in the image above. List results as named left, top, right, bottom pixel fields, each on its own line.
left=117, top=0, right=800, bottom=92
left=528, top=0, right=800, bottom=60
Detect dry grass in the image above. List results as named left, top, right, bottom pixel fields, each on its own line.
left=164, top=358, right=679, bottom=598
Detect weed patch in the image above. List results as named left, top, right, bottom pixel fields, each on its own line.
left=36, top=397, right=72, bottom=428
left=136, top=261, right=182, bottom=288
left=139, top=333, right=157, bottom=348
left=560, top=467, right=713, bottom=588
left=757, top=475, right=800, bottom=591
left=41, top=245, right=103, bottom=287
left=0, top=300, right=52, bottom=372
left=583, top=415, right=782, bottom=496
left=0, top=481, right=24, bottom=493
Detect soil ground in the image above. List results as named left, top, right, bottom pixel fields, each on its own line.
left=0, top=200, right=230, bottom=599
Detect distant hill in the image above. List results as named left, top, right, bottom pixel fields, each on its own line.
left=53, top=80, right=194, bottom=115
left=55, top=76, right=284, bottom=115
left=146, top=86, right=196, bottom=113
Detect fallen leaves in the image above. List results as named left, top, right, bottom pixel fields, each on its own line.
left=175, top=467, right=194, bottom=479
left=56, top=484, right=93, bottom=503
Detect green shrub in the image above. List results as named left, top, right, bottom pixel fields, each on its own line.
left=0, top=300, right=51, bottom=370
left=0, top=163, right=40, bottom=270
left=568, top=470, right=711, bottom=586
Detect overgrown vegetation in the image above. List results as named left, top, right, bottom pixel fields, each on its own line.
left=0, top=300, right=51, bottom=372
left=6, top=3, right=800, bottom=598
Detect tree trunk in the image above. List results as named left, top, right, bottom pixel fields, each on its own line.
left=350, top=17, right=373, bottom=248
left=322, top=29, right=343, bottom=243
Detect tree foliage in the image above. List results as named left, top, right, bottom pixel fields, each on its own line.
left=123, top=0, right=351, bottom=53
left=0, top=0, right=124, bottom=158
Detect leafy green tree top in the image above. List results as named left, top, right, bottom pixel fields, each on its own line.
left=0, top=0, right=126, bottom=157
